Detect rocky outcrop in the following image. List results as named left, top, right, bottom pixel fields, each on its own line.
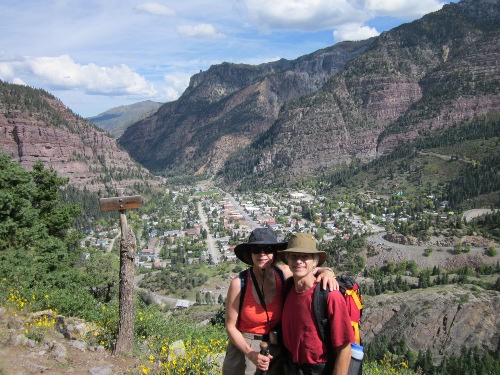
left=362, top=284, right=500, bottom=363
left=0, top=83, right=152, bottom=192
left=0, top=307, right=138, bottom=373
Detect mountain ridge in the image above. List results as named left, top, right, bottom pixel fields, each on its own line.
left=0, top=81, right=153, bottom=193
left=87, top=100, right=162, bottom=138
left=117, top=0, right=500, bottom=190
left=118, top=39, right=375, bottom=175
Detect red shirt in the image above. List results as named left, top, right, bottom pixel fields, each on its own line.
left=282, top=282, right=355, bottom=365
left=237, top=268, right=283, bottom=334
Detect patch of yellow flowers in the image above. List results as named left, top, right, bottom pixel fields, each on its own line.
left=137, top=337, right=227, bottom=375
left=2, top=285, right=57, bottom=342
left=1, top=281, right=228, bottom=374
left=24, top=311, right=57, bottom=342
left=363, top=354, right=414, bottom=375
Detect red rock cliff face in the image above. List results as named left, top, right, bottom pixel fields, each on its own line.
left=118, top=0, right=500, bottom=187
left=376, top=31, right=500, bottom=155
left=0, top=91, right=151, bottom=192
left=228, top=0, right=500, bottom=183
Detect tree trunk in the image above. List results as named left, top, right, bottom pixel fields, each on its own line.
left=113, top=209, right=136, bottom=355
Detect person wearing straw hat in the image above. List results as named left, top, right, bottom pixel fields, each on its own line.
left=279, top=232, right=354, bottom=375
left=222, top=228, right=338, bottom=375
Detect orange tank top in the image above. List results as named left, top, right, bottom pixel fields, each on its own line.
left=237, top=268, right=283, bottom=334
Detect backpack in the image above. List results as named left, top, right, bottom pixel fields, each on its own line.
left=238, top=265, right=286, bottom=318
left=283, top=274, right=363, bottom=345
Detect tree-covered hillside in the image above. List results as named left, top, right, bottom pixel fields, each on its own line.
left=312, top=111, right=500, bottom=211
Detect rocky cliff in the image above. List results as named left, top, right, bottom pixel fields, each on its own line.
left=224, top=0, right=500, bottom=186
left=118, top=0, right=500, bottom=188
left=0, top=82, right=152, bottom=192
left=119, top=40, right=374, bottom=174
left=362, top=284, right=500, bottom=363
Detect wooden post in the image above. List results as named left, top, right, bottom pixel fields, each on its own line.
left=99, top=188, right=143, bottom=355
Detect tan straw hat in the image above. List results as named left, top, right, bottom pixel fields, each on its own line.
left=278, top=232, right=327, bottom=266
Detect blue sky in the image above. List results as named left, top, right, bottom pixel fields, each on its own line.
left=0, top=0, right=453, bottom=118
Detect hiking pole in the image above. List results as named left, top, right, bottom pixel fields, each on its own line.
left=259, top=341, right=270, bottom=375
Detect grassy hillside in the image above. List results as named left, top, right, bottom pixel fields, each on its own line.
left=316, top=111, right=500, bottom=210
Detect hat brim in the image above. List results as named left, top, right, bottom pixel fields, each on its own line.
left=234, top=242, right=287, bottom=265
left=278, top=248, right=327, bottom=267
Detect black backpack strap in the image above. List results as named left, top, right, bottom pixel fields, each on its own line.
left=313, top=283, right=331, bottom=346
left=240, top=265, right=287, bottom=316
left=337, top=275, right=355, bottom=293
left=250, top=268, right=268, bottom=312
left=238, top=268, right=250, bottom=319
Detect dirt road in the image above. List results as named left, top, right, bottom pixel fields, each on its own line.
left=462, top=208, right=497, bottom=222
left=366, top=231, right=499, bottom=270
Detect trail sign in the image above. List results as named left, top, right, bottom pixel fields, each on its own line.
left=99, top=195, right=143, bottom=212
left=99, top=189, right=142, bottom=355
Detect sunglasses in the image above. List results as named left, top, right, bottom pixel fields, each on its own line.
left=251, top=246, right=275, bottom=255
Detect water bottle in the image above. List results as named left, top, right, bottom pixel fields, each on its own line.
left=347, top=343, right=364, bottom=375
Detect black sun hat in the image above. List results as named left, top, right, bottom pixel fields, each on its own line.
left=234, top=227, right=287, bottom=265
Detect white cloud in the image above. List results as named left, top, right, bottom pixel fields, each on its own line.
left=0, top=61, right=15, bottom=80
left=362, top=0, right=446, bottom=18
left=12, top=78, right=27, bottom=86
left=134, top=2, right=176, bottom=16
left=333, top=23, right=379, bottom=42
left=0, top=55, right=156, bottom=96
left=177, top=23, right=226, bottom=39
left=176, top=24, right=226, bottom=39
left=162, top=73, right=191, bottom=101
left=242, top=0, right=447, bottom=40
left=243, top=0, right=367, bottom=31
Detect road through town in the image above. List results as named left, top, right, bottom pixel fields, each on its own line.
left=197, top=201, right=220, bottom=264
left=462, top=208, right=497, bottom=222
left=219, top=188, right=260, bottom=230
left=134, top=274, right=195, bottom=307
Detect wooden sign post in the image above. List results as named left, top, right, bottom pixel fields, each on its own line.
left=99, top=188, right=143, bottom=355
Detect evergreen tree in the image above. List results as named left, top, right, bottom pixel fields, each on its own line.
left=0, top=155, right=82, bottom=290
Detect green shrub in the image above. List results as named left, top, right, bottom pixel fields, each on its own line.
left=486, top=247, right=497, bottom=257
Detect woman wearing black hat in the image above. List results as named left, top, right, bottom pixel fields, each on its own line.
left=222, top=228, right=337, bottom=375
